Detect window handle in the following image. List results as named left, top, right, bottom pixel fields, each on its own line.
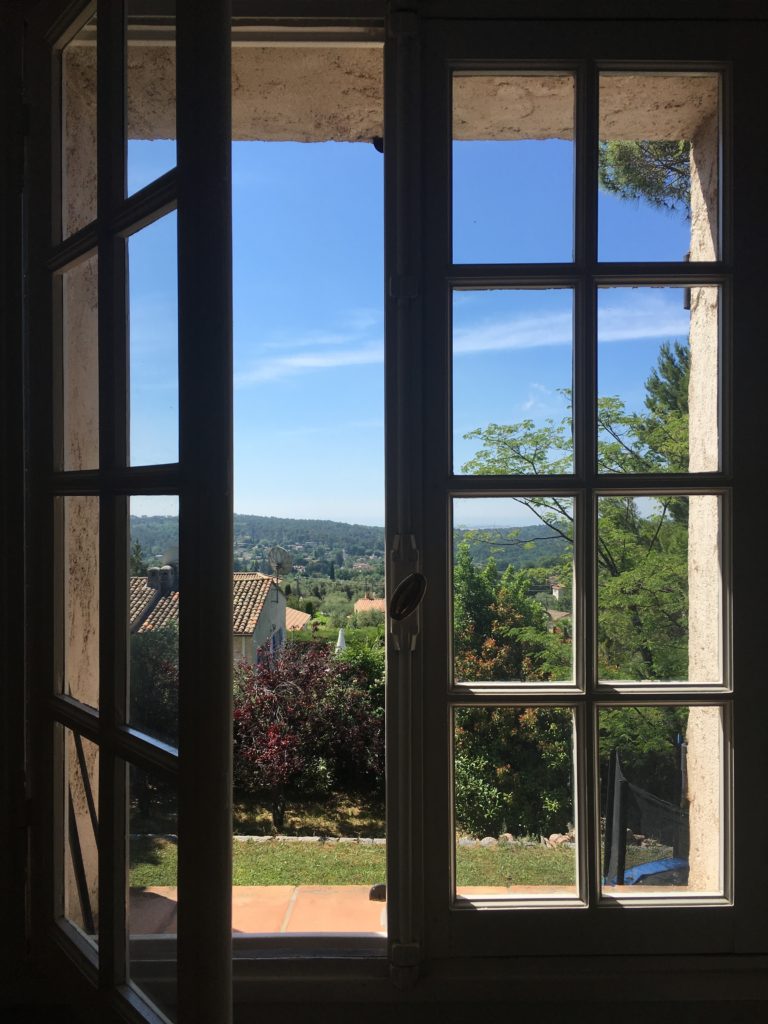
left=389, top=572, right=427, bottom=622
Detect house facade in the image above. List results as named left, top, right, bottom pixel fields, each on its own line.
left=130, top=568, right=286, bottom=665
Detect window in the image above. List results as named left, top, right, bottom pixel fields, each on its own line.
left=15, top=3, right=768, bottom=1023
left=415, top=19, right=744, bottom=958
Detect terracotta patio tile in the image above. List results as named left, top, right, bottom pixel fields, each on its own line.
left=283, top=885, right=386, bottom=934
left=129, top=886, right=387, bottom=936
left=129, top=887, right=178, bottom=934
left=232, top=885, right=294, bottom=934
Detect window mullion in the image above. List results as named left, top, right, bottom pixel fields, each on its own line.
left=573, top=60, right=600, bottom=910
left=176, top=1, right=233, bottom=1021
left=96, top=0, right=127, bottom=993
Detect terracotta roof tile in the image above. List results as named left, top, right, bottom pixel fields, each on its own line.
left=232, top=572, right=274, bottom=635
left=285, top=607, right=311, bottom=631
left=353, top=597, right=386, bottom=614
left=132, top=571, right=277, bottom=636
left=139, top=591, right=179, bottom=633
left=130, top=576, right=158, bottom=632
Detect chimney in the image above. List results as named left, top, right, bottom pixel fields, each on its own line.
left=147, top=566, right=161, bottom=590
left=160, top=564, right=176, bottom=596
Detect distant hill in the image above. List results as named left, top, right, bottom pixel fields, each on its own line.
left=129, top=515, right=567, bottom=571
left=232, top=514, right=384, bottom=556
left=129, top=513, right=385, bottom=563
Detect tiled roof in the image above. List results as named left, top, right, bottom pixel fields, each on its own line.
left=131, top=571, right=276, bottom=636
left=139, top=591, right=180, bottom=633
left=130, top=577, right=158, bottom=632
left=354, top=597, right=386, bottom=614
left=286, top=607, right=311, bottom=631
left=232, top=572, right=274, bottom=636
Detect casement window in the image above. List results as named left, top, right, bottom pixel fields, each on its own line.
left=15, top=3, right=768, bottom=1023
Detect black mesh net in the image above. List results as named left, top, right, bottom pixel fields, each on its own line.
left=604, top=749, right=689, bottom=886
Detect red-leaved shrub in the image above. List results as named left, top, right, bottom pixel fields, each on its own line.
left=232, top=640, right=383, bottom=829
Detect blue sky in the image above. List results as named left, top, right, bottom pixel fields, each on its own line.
left=127, top=136, right=693, bottom=527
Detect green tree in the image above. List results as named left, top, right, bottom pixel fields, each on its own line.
left=462, top=344, right=691, bottom=683
left=598, top=140, right=690, bottom=215
left=457, top=346, right=693, bottom=818
left=321, top=591, right=352, bottom=629
left=452, top=545, right=574, bottom=837
left=130, top=538, right=149, bottom=576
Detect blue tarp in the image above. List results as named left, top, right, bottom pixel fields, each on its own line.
left=608, top=856, right=689, bottom=886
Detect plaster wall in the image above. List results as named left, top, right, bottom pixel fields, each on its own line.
left=61, top=34, right=100, bottom=925
left=685, top=110, right=723, bottom=892
left=252, top=585, right=287, bottom=652
left=62, top=497, right=99, bottom=930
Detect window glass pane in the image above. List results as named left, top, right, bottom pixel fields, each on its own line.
left=61, top=13, right=97, bottom=238
left=230, top=45, right=386, bottom=939
left=60, top=252, right=99, bottom=471
left=60, top=496, right=100, bottom=708
left=598, top=286, right=719, bottom=474
left=128, top=763, right=177, bottom=1019
left=453, top=498, right=574, bottom=686
left=599, top=705, right=724, bottom=898
left=597, top=495, right=722, bottom=684
left=453, top=73, right=574, bottom=263
left=454, top=289, right=573, bottom=475
left=598, top=73, right=720, bottom=262
left=454, top=707, right=577, bottom=900
left=127, top=1, right=176, bottom=195
left=129, top=496, right=179, bottom=747
left=128, top=212, right=178, bottom=466
left=61, top=727, right=99, bottom=945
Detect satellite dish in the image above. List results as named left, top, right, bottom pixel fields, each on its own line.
left=268, top=545, right=293, bottom=576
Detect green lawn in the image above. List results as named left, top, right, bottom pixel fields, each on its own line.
left=130, top=837, right=575, bottom=888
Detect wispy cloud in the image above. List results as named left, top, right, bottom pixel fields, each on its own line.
left=521, top=382, right=562, bottom=413
left=235, top=295, right=689, bottom=385
left=236, top=340, right=382, bottom=385
left=235, top=307, right=384, bottom=385
left=454, top=295, right=689, bottom=356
